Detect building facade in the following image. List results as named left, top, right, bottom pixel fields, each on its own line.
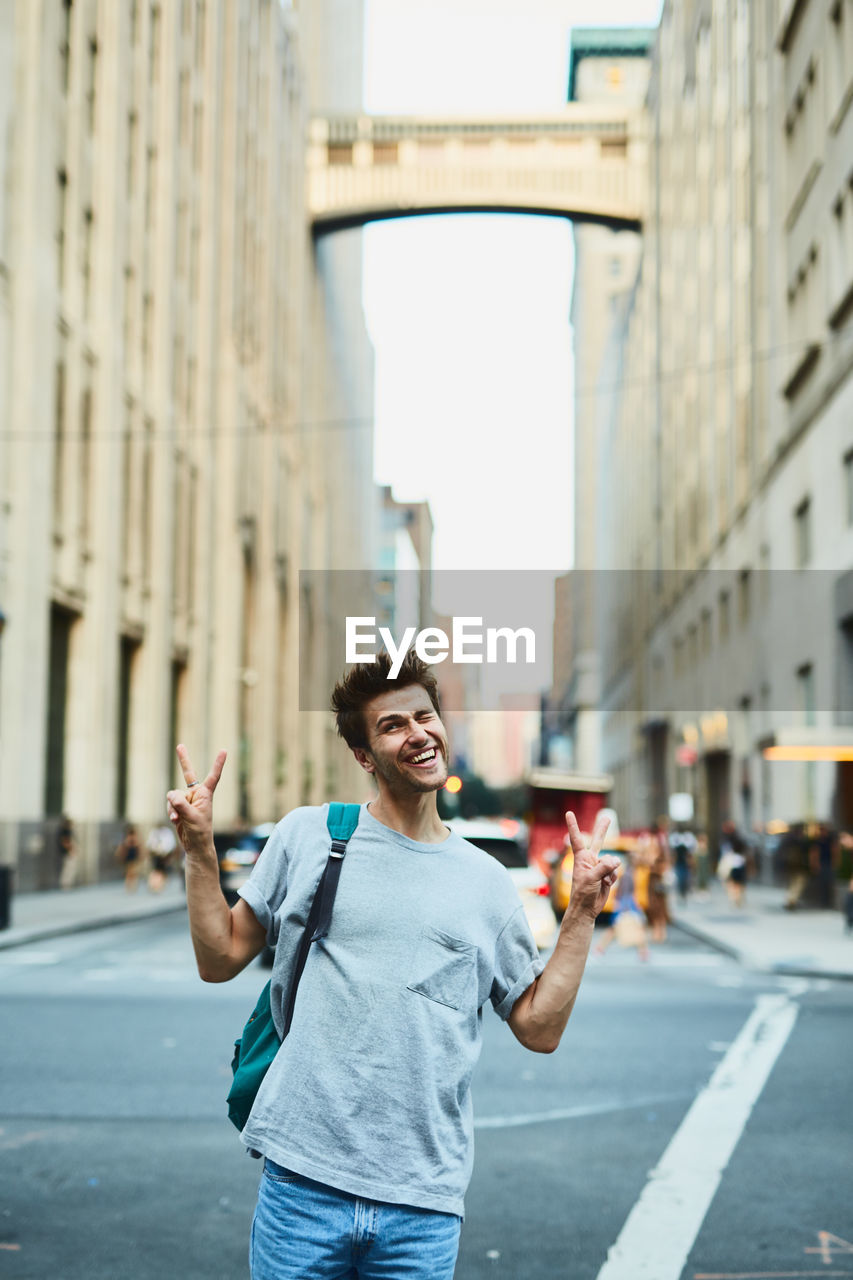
left=571, top=1, right=853, bottom=845
left=0, top=0, right=375, bottom=889
left=564, top=28, right=652, bottom=777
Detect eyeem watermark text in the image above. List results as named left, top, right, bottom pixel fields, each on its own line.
left=346, top=617, right=536, bottom=678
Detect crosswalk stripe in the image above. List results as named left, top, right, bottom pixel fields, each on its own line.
left=594, top=993, right=799, bottom=1280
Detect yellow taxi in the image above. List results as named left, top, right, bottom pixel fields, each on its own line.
left=549, top=834, right=644, bottom=923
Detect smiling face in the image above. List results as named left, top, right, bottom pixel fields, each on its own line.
left=355, top=683, right=450, bottom=796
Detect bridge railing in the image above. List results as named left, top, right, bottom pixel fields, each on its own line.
left=307, top=110, right=646, bottom=229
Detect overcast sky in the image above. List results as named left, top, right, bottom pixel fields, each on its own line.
left=362, top=0, right=663, bottom=606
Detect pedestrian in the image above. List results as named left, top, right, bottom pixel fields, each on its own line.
left=642, top=823, right=671, bottom=942
left=809, top=822, right=839, bottom=910
left=146, top=821, right=176, bottom=892
left=669, top=827, right=696, bottom=904
left=166, top=649, right=620, bottom=1280
left=115, top=823, right=142, bottom=892
left=783, top=823, right=809, bottom=910
left=693, top=830, right=711, bottom=897
left=58, top=814, right=78, bottom=890
left=718, top=819, right=748, bottom=908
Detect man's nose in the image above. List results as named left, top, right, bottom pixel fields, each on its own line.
left=406, top=718, right=429, bottom=742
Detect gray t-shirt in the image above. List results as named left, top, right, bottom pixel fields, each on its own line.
left=238, top=802, right=544, bottom=1216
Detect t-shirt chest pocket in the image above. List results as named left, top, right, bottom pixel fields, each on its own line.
left=406, top=925, right=477, bottom=1011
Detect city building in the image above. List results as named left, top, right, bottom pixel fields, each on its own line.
left=564, top=26, right=653, bottom=778
left=0, top=1, right=375, bottom=888
left=569, top=1, right=853, bottom=845
left=375, top=485, right=433, bottom=638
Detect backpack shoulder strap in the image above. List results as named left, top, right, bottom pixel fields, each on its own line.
left=326, top=802, right=361, bottom=845
left=282, top=804, right=360, bottom=1039
left=308, top=804, right=360, bottom=945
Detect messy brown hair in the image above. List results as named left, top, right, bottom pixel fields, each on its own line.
left=331, top=650, right=442, bottom=750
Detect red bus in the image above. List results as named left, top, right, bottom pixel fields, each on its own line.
left=524, top=767, right=613, bottom=874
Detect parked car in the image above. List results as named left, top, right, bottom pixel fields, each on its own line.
left=213, top=823, right=277, bottom=968
left=549, top=833, right=639, bottom=925
left=214, top=823, right=276, bottom=906
left=447, top=817, right=558, bottom=950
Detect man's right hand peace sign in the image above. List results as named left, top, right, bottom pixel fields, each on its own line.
left=564, top=809, right=620, bottom=921
left=166, top=744, right=227, bottom=856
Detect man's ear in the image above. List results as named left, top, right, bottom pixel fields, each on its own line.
left=352, top=747, right=375, bottom=775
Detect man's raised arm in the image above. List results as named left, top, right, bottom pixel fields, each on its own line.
left=508, top=810, right=619, bottom=1054
left=166, top=745, right=267, bottom=983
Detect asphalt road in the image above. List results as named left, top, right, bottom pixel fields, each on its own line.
left=1, top=914, right=851, bottom=1280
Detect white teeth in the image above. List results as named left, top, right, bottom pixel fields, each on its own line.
left=411, top=749, right=436, bottom=764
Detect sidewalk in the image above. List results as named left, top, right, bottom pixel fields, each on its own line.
left=0, top=875, right=187, bottom=950
left=670, top=878, right=853, bottom=980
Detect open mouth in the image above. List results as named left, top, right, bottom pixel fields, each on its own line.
left=406, top=748, right=438, bottom=767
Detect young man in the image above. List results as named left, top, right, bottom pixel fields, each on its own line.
left=167, top=650, right=618, bottom=1280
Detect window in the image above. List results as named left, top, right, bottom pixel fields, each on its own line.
left=687, top=623, right=698, bottom=667
left=79, top=385, right=93, bottom=542
left=53, top=361, right=66, bottom=525
left=179, top=71, right=191, bottom=146
left=327, top=143, right=353, bottom=165
left=168, top=660, right=187, bottom=789
left=192, top=103, right=203, bottom=171
left=123, top=266, right=135, bottom=351
left=142, top=292, right=153, bottom=366
left=845, top=449, right=853, bottom=526
left=719, top=588, right=730, bottom=640
left=194, top=0, right=206, bottom=68
left=794, top=496, right=811, bottom=566
left=149, top=5, right=161, bottom=85
left=798, top=663, right=816, bottom=725
left=126, top=112, right=137, bottom=197
left=700, top=608, right=712, bottom=655
left=116, top=636, right=140, bottom=815
left=827, top=184, right=853, bottom=328
left=373, top=142, right=398, bottom=165
left=86, top=36, right=97, bottom=133
left=56, top=168, right=68, bottom=285
left=783, top=244, right=822, bottom=398
left=60, top=0, right=72, bottom=94
left=828, top=0, right=853, bottom=129
left=45, top=606, right=75, bottom=815
left=142, top=419, right=154, bottom=584
left=145, top=146, right=157, bottom=230
left=797, top=663, right=817, bottom=816
left=121, top=405, right=133, bottom=568
left=81, top=207, right=94, bottom=318
left=738, top=569, right=751, bottom=624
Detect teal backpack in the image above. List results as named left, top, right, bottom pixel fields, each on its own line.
left=226, top=803, right=360, bottom=1132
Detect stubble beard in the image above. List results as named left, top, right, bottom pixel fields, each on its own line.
left=372, top=748, right=449, bottom=795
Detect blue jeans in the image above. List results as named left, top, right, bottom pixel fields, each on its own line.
left=250, top=1160, right=461, bottom=1279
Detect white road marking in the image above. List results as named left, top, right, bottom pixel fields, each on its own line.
left=475, top=1093, right=690, bottom=1131
left=594, top=993, right=799, bottom=1280
left=778, top=977, right=811, bottom=997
